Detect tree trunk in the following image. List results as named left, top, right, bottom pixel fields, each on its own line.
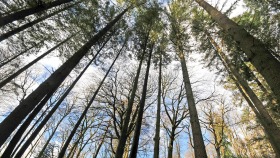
left=215, top=147, right=221, bottom=158
left=1, top=90, right=55, bottom=157
left=153, top=53, right=162, bottom=158
left=179, top=51, right=207, bottom=158
left=195, top=0, right=280, bottom=105
left=129, top=44, right=153, bottom=158
left=206, top=32, right=280, bottom=157
left=0, top=8, right=128, bottom=147
left=12, top=39, right=108, bottom=157
left=114, top=45, right=146, bottom=158
left=0, top=33, right=74, bottom=89
left=167, top=129, right=175, bottom=158
left=0, top=0, right=74, bottom=27
left=0, top=1, right=79, bottom=42
left=57, top=41, right=124, bottom=158
left=37, top=113, right=67, bottom=158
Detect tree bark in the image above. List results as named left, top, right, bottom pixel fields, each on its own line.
left=167, top=129, right=175, bottom=158
left=0, top=0, right=74, bottom=27
left=0, top=1, right=79, bottom=42
left=206, top=32, right=280, bottom=156
left=179, top=51, right=207, bottom=158
left=153, top=53, right=162, bottom=158
left=0, top=8, right=128, bottom=147
left=129, top=44, right=153, bottom=158
left=12, top=38, right=108, bottom=157
left=195, top=0, right=280, bottom=106
left=57, top=41, right=124, bottom=158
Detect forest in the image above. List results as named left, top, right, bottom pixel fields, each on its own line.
left=0, top=0, right=279, bottom=157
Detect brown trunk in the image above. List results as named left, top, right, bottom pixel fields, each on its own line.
left=195, top=0, right=280, bottom=104
left=0, top=8, right=128, bottom=148
left=0, top=0, right=74, bottom=27
left=129, top=44, right=153, bottom=158
left=206, top=32, right=280, bottom=156
left=153, top=53, right=162, bottom=158
left=179, top=52, right=207, bottom=158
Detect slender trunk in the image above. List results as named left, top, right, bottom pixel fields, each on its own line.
left=12, top=39, right=108, bottom=157
left=0, top=33, right=75, bottom=89
left=0, top=1, right=79, bottom=42
left=0, top=40, right=43, bottom=68
left=207, top=33, right=280, bottom=156
left=93, top=127, right=109, bottom=158
left=0, top=0, right=74, bottom=27
left=215, top=147, right=221, bottom=158
left=114, top=49, right=146, bottom=158
left=153, top=53, right=162, bottom=158
left=0, top=8, right=128, bottom=147
left=37, top=114, right=66, bottom=158
left=195, top=0, right=280, bottom=105
left=129, top=44, right=153, bottom=158
left=167, top=129, right=175, bottom=158
left=179, top=52, right=207, bottom=158
left=1, top=90, right=55, bottom=157
left=57, top=42, right=124, bottom=158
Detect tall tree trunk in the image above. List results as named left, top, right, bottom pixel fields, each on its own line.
left=37, top=113, right=67, bottom=158
left=0, top=33, right=74, bottom=89
left=93, top=126, right=109, bottom=158
left=1, top=90, right=55, bottom=157
left=179, top=51, right=207, bottom=158
left=153, top=52, right=162, bottom=158
left=206, top=32, right=280, bottom=156
left=11, top=39, right=108, bottom=157
left=167, top=128, right=175, bottom=158
left=129, top=44, right=153, bottom=158
left=114, top=45, right=146, bottom=158
left=10, top=102, right=53, bottom=157
left=57, top=42, right=124, bottom=158
left=0, top=0, right=74, bottom=27
left=0, top=1, right=80, bottom=42
left=195, top=0, right=280, bottom=104
left=0, top=8, right=128, bottom=147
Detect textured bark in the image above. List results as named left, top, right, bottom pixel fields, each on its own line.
left=153, top=53, right=162, bottom=158
left=179, top=52, right=207, bottom=158
left=207, top=32, right=280, bottom=156
left=0, top=0, right=74, bottom=27
left=114, top=44, right=146, bottom=158
left=12, top=39, right=108, bottom=157
left=57, top=41, right=124, bottom=158
left=0, top=2, right=79, bottom=42
left=195, top=0, right=280, bottom=106
left=0, top=34, right=74, bottom=89
left=0, top=8, right=127, bottom=147
left=129, top=44, right=153, bottom=158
